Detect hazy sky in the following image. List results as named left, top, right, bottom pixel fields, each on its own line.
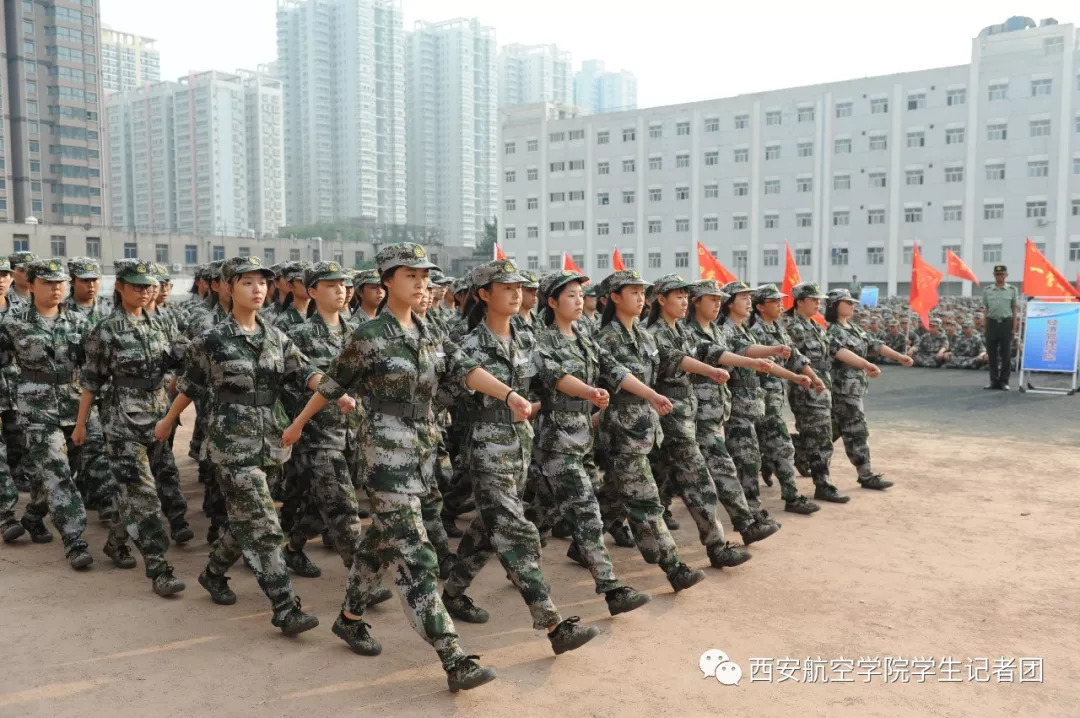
left=102, top=0, right=1076, bottom=108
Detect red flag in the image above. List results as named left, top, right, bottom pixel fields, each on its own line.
left=612, top=248, right=626, bottom=271
left=1076, top=272, right=1080, bottom=294
left=812, top=314, right=827, bottom=328
left=563, top=252, right=584, bottom=274
left=909, top=244, right=943, bottom=330
left=944, top=249, right=978, bottom=285
left=779, top=242, right=800, bottom=310
left=696, top=242, right=737, bottom=284
left=494, top=243, right=506, bottom=260
left=1022, top=238, right=1078, bottom=299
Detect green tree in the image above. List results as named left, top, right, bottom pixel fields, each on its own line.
left=475, top=217, right=496, bottom=257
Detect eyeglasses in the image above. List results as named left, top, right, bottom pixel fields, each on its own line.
left=129, top=285, right=156, bottom=293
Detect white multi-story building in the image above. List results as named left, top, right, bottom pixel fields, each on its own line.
left=574, top=60, right=637, bottom=115
left=101, top=26, right=161, bottom=93
left=277, top=0, right=407, bottom=227
left=497, top=43, right=572, bottom=108
left=499, top=20, right=1080, bottom=296
left=106, top=70, right=286, bottom=237
left=406, top=18, right=496, bottom=247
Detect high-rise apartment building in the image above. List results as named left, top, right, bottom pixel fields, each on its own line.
left=100, top=26, right=160, bottom=93
left=574, top=59, right=637, bottom=115
left=406, top=18, right=496, bottom=247
left=497, top=43, right=571, bottom=108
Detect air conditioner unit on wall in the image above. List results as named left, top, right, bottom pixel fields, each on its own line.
left=171, top=263, right=182, bottom=273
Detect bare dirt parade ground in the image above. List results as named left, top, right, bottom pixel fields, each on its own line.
left=1, top=368, right=1078, bottom=717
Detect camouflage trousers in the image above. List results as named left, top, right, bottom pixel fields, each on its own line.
left=651, top=438, right=726, bottom=549
left=200, top=460, right=228, bottom=531
left=0, top=427, right=17, bottom=526
left=445, top=468, right=562, bottom=630
left=831, top=393, right=875, bottom=480
left=205, top=465, right=298, bottom=619
left=23, top=425, right=88, bottom=556
left=756, top=396, right=802, bottom=502
left=599, top=453, right=682, bottom=574
left=104, top=436, right=171, bottom=578
left=947, top=356, right=986, bottom=369
left=342, top=490, right=466, bottom=670
left=789, top=388, right=837, bottom=490
left=695, top=420, right=756, bottom=533
left=150, top=436, right=188, bottom=532
left=913, top=354, right=944, bottom=368
left=76, top=409, right=117, bottom=513
left=1, top=410, right=26, bottom=490
left=285, top=448, right=364, bottom=567
left=535, top=448, right=621, bottom=593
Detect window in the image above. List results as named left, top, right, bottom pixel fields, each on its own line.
left=649, top=156, right=662, bottom=170
left=505, top=142, right=516, bottom=155
left=835, top=138, right=852, bottom=154
left=568, top=160, right=585, bottom=172
left=734, top=114, right=749, bottom=129
left=988, top=83, right=1007, bottom=101
left=151, top=243, right=169, bottom=264
left=733, top=250, right=747, bottom=270
left=676, top=153, right=690, bottom=168
left=505, top=199, right=516, bottom=211
left=831, top=247, right=849, bottom=265
left=125, top=243, right=139, bottom=259
left=505, top=170, right=515, bottom=183
left=1031, top=78, right=1052, bottom=97
left=947, top=88, right=966, bottom=106
left=733, top=214, right=748, bottom=230
left=945, top=127, right=965, bottom=144
left=622, top=128, right=636, bottom=142
left=733, top=148, right=748, bottom=163
left=904, top=207, right=922, bottom=223
left=676, top=121, right=690, bottom=136
left=28, top=140, right=39, bottom=153
left=765, top=144, right=780, bottom=160
left=763, top=249, right=779, bottom=267
left=704, top=216, right=719, bottom=231
left=833, top=211, right=850, bottom=226
left=290, top=249, right=301, bottom=261
left=986, top=163, right=1006, bottom=180
left=1030, top=120, right=1051, bottom=138
left=1026, top=201, right=1047, bottom=219
left=649, top=188, right=662, bottom=202
left=569, top=190, right=585, bottom=202
left=764, top=213, right=779, bottom=229
left=527, top=168, right=539, bottom=180
left=1076, top=116, right=1080, bottom=133
left=868, top=209, right=886, bottom=224
left=184, top=245, right=197, bottom=264
left=29, top=161, right=40, bottom=173
left=984, top=202, right=1004, bottom=220
left=549, top=131, right=565, bottom=143
left=987, top=123, right=1007, bottom=140
left=50, top=235, right=66, bottom=256
left=548, top=254, right=561, bottom=270
left=622, top=252, right=635, bottom=269
left=1028, top=160, right=1049, bottom=178
left=870, top=98, right=888, bottom=114
left=595, top=163, right=607, bottom=176
left=596, top=222, right=610, bottom=235
left=765, top=110, right=781, bottom=126
left=623, top=159, right=635, bottom=173
left=675, top=186, right=689, bottom=200
left=550, top=192, right=565, bottom=203
left=12, top=237, right=29, bottom=253
left=705, top=184, right=720, bottom=198
left=549, top=221, right=565, bottom=232
left=797, top=142, right=813, bottom=157
left=622, top=190, right=635, bottom=204
left=907, top=92, right=926, bottom=110
left=527, top=139, right=538, bottom=152
left=797, top=177, right=812, bottom=193
left=84, top=237, right=100, bottom=259
left=1074, top=200, right=1080, bottom=218
left=648, top=252, right=661, bottom=268
left=798, top=107, right=815, bottom=122
left=622, top=221, right=635, bottom=235
left=764, top=179, right=780, bottom=195
left=795, top=248, right=811, bottom=265
left=704, top=151, right=719, bottom=166
left=527, top=197, right=538, bottom=210
left=569, top=221, right=585, bottom=232
left=835, top=102, right=852, bottom=118
left=796, top=212, right=812, bottom=228
left=907, top=131, right=925, bottom=148
left=1075, top=157, right=1080, bottom=175
left=906, top=169, right=924, bottom=186
left=1045, top=36, right=1064, bottom=55
left=704, top=117, right=719, bottom=132
left=526, top=253, right=539, bottom=269
left=869, top=172, right=887, bottom=188
left=983, top=244, right=1002, bottom=263
left=649, top=124, right=663, bottom=139
left=867, top=247, right=885, bottom=265
left=597, top=131, right=609, bottom=145
left=674, top=251, right=689, bottom=268
left=901, top=246, right=914, bottom=264
left=944, top=205, right=963, bottom=222
left=833, top=173, right=851, bottom=190
left=550, top=161, right=565, bottom=173
left=675, top=218, right=689, bottom=233
left=569, top=130, right=585, bottom=141
left=596, top=253, right=610, bottom=269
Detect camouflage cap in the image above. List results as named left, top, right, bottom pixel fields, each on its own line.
left=353, top=268, right=381, bottom=287
left=929, top=318, right=942, bottom=328
left=220, top=255, right=274, bottom=282
left=429, top=269, right=446, bottom=284
left=826, top=288, right=860, bottom=304
left=470, top=259, right=529, bottom=289
left=962, top=320, right=975, bottom=329
left=375, top=242, right=440, bottom=274
left=538, top=269, right=589, bottom=301
left=719, top=281, right=754, bottom=297
left=67, top=256, right=101, bottom=279
left=304, top=260, right=350, bottom=288
left=0, top=256, right=11, bottom=273
left=652, top=273, right=694, bottom=295
left=791, top=281, right=828, bottom=301
left=9, top=251, right=37, bottom=268
left=452, top=277, right=469, bottom=295
left=887, top=319, right=900, bottom=328
left=283, top=261, right=312, bottom=282
left=520, top=269, right=540, bottom=289
left=115, top=259, right=159, bottom=286
left=433, top=273, right=456, bottom=287
left=152, top=262, right=171, bottom=283
left=688, top=279, right=727, bottom=299
left=26, top=257, right=69, bottom=282
left=752, top=283, right=787, bottom=304
left=601, top=269, right=651, bottom=296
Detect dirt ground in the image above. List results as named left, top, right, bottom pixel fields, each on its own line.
left=1, top=369, right=1078, bottom=717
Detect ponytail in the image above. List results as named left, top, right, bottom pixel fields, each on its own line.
left=375, top=268, right=395, bottom=316
left=466, top=284, right=491, bottom=332
left=599, top=294, right=618, bottom=328
left=645, top=296, right=664, bottom=327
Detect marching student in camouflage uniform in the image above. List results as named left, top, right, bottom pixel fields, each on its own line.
left=439, top=260, right=600, bottom=656
left=273, top=261, right=314, bottom=333
left=909, top=318, right=949, bottom=367
left=826, top=289, right=913, bottom=490
left=74, top=260, right=185, bottom=596
left=0, top=257, right=25, bottom=543
left=749, top=284, right=824, bottom=515
left=0, top=258, right=93, bottom=567
left=531, top=270, right=652, bottom=614
left=946, top=321, right=988, bottom=369
left=595, top=269, right=707, bottom=592
left=351, top=269, right=384, bottom=324
left=260, top=263, right=288, bottom=321
left=579, top=284, right=600, bottom=336
left=157, top=256, right=322, bottom=636
left=645, top=274, right=752, bottom=567
left=283, top=243, right=521, bottom=692
left=5, top=252, right=37, bottom=493
left=6, top=250, right=36, bottom=309
left=511, top=269, right=540, bottom=335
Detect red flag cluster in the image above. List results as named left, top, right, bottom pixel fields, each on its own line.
left=909, top=244, right=943, bottom=330
left=696, top=242, right=737, bottom=284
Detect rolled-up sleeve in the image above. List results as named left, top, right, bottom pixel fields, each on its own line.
left=177, top=336, right=210, bottom=401
left=80, top=323, right=111, bottom=394
left=441, top=339, right=480, bottom=391
left=596, top=342, right=630, bottom=391
left=318, top=333, right=367, bottom=401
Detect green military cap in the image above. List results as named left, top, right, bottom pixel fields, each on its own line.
left=221, top=255, right=274, bottom=282
left=993, top=264, right=1007, bottom=274
left=520, top=269, right=540, bottom=289
left=962, top=320, right=975, bottom=329
left=582, top=283, right=598, bottom=297
left=471, top=259, right=529, bottom=289
left=452, top=277, right=469, bottom=295
left=26, top=257, right=69, bottom=282
left=9, top=251, right=37, bottom=268
left=652, top=273, right=694, bottom=296
left=269, top=262, right=285, bottom=279
left=887, top=320, right=900, bottom=328
left=826, top=288, right=860, bottom=304
left=208, top=260, right=226, bottom=281
left=375, top=242, right=440, bottom=274
left=283, top=261, right=312, bottom=282
left=752, top=283, right=787, bottom=304
left=434, top=274, right=456, bottom=287
left=719, top=281, right=754, bottom=297
left=152, top=262, right=171, bottom=283
left=929, top=318, right=942, bottom=328
left=353, top=268, right=381, bottom=287
left=0, top=256, right=11, bottom=273
left=538, top=269, right=589, bottom=300
left=67, top=256, right=101, bottom=279
left=115, top=259, right=159, bottom=286
left=429, top=269, right=446, bottom=284
left=688, top=279, right=727, bottom=299
left=304, top=260, right=350, bottom=288
left=601, top=269, right=651, bottom=296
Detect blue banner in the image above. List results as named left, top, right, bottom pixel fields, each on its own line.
left=859, top=286, right=879, bottom=307
left=1021, top=302, right=1080, bottom=373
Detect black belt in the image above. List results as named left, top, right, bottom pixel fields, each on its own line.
left=727, top=380, right=760, bottom=391
left=477, top=405, right=520, bottom=423
left=371, top=399, right=432, bottom=420
left=22, top=369, right=74, bottom=384
left=113, top=375, right=165, bottom=390
left=217, top=389, right=277, bottom=407
left=610, top=392, right=647, bottom=406
left=658, top=385, right=692, bottom=399
left=543, top=396, right=591, bottom=413
left=987, top=317, right=1011, bottom=323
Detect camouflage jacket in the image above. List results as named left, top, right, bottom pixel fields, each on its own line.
left=883, top=330, right=909, bottom=356
left=722, top=318, right=766, bottom=420
left=596, top=319, right=664, bottom=455
left=0, top=299, right=21, bottom=412
left=287, top=311, right=357, bottom=451
left=184, top=299, right=228, bottom=341
left=914, top=332, right=949, bottom=358
left=682, top=317, right=731, bottom=425
left=646, top=319, right=698, bottom=443
left=273, top=305, right=308, bottom=334
left=317, top=311, right=476, bottom=494
left=577, top=313, right=600, bottom=340
left=785, top=313, right=833, bottom=413
left=0, top=303, right=89, bottom=427
left=750, top=319, right=810, bottom=404
left=60, top=295, right=109, bottom=327
left=828, top=321, right=882, bottom=397
left=178, top=314, right=318, bottom=468
left=534, top=322, right=627, bottom=456
left=82, top=309, right=183, bottom=440
left=951, top=333, right=985, bottom=358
